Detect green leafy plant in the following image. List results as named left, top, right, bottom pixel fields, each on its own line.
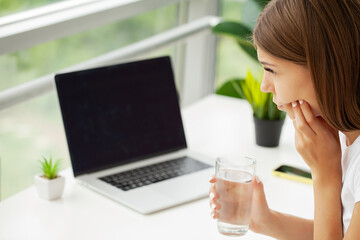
left=39, top=156, right=61, bottom=179
left=213, top=0, right=285, bottom=121
left=219, top=71, right=286, bottom=120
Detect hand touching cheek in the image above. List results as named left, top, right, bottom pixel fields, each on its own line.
left=291, top=100, right=341, bottom=181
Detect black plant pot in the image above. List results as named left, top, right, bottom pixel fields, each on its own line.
left=253, top=115, right=285, bottom=147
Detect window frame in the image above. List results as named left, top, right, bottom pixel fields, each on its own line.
left=0, top=0, right=220, bottom=108
left=0, top=0, right=97, bottom=26
left=0, top=0, right=220, bottom=199
left=0, top=0, right=183, bottom=55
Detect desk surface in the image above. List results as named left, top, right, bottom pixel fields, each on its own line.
left=0, top=95, right=314, bottom=240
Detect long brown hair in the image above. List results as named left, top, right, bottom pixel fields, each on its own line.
left=253, top=0, right=360, bottom=131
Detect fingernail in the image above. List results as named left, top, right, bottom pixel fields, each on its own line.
left=256, top=176, right=260, bottom=183
left=209, top=176, right=214, bottom=182
left=299, top=100, right=303, bottom=104
left=209, top=192, right=215, bottom=200
left=211, top=212, right=215, bottom=219
left=211, top=204, right=217, bottom=210
left=292, top=102, right=297, bottom=108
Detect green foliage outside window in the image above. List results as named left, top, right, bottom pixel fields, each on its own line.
left=0, top=0, right=61, bottom=17
left=0, top=2, right=178, bottom=200
left=215, top=0, right=286, bottom=120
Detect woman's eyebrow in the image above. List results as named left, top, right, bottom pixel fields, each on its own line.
left=260, top=61, right=276, bottom=67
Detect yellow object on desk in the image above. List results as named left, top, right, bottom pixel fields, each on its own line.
left=272, top=165, right=313, bottom=184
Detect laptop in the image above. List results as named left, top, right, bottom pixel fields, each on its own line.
left=55, top=56, right=214, bottom=214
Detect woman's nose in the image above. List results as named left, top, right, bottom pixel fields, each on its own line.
left=260, top=76, right=274, bottom=93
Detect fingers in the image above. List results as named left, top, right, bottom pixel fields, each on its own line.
left=292, top=100, right=316, bottom=137
left=298, top=100, right=324, bottom=134
left=252, top=175, right=264, bottom=195
left=209, top=175, right=216, bottom=183
left=211, top=210, right=219, bottom=219
left=209, top=176, right=219, bottom=219
left=209, top=190, right=220, bottom=219
left=209, top=175, right=217, bottom=199
left=252, top=175, right=260, bottom=186
left=210, top=198, right=220, bottom=219
left=298, top=100, right=314, bottom=123
left=251, top=175, right=269, bottom=209
left=209, top=183, right=218, bottom=201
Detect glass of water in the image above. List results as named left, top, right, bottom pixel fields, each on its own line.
left=215, top=155, right=256, bottom=236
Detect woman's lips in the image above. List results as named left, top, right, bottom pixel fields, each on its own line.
left=273, top=101, right=284, bottom=110
left=276, top=103, right=293, bottom=111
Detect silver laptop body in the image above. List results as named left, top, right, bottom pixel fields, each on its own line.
left=55, top=56, right=214, bottom=214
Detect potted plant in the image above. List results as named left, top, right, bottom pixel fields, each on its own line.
left=219, top=71, right=286, bottom=147
left=213, top=0, right=286, bottom=147
left=34, top=156, right=65, bottom=200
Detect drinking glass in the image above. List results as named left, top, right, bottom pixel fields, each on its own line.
left=215, top=155, right=256, bottom=236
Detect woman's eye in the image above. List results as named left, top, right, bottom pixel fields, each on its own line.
left=264, top=68, right=275, bottom=74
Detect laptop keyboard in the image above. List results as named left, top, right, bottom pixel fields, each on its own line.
left=99, top=157, right=211, bottom=191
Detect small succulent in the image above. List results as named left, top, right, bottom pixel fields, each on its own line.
left=39, top=156, right=61, bottom=179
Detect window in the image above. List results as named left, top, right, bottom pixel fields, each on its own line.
left=0, top=0, right=220, bottom=200
left=215, top=0, right=262, bottom=89
left=0, top=0, right=65, bottom=17
left=0, top=3, right=179, bottom=200
left=0, top=4, right=178, bottom=91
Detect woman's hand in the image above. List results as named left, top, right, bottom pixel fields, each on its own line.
left=291, top=100, right=341, bottom=181
left=209, top=175, right=316, bottom=239
left=209, top=175, right=273, bottom=234
left=291, top=100, right=343, bottom=239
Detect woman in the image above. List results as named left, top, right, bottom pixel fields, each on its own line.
left=209, top=0, right=360, bottom=239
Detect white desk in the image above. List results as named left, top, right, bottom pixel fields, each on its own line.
left=0, top=95, right=314, bottom=240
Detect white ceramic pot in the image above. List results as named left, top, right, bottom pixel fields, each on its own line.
left=34, top=174, right=65, bottom=200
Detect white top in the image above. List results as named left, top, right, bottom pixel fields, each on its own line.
left=341, top=133, right=360, bottom=233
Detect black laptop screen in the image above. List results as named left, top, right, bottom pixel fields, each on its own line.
left=55, top=57, right=187, bottom=177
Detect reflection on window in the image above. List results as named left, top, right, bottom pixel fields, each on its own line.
left=0, top=4, right=178, bottom=200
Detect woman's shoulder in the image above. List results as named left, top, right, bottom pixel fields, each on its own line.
left=341, top=133, right=360, bottom=173
left=341, top=133, right=360, bottom=154
left=348, top=135, right=360, bottom=154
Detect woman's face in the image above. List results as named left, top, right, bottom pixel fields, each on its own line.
left=257, top=47, right=321, bottom=118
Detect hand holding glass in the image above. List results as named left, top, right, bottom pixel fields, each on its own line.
left=214, top=156, right=256, bottom=236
